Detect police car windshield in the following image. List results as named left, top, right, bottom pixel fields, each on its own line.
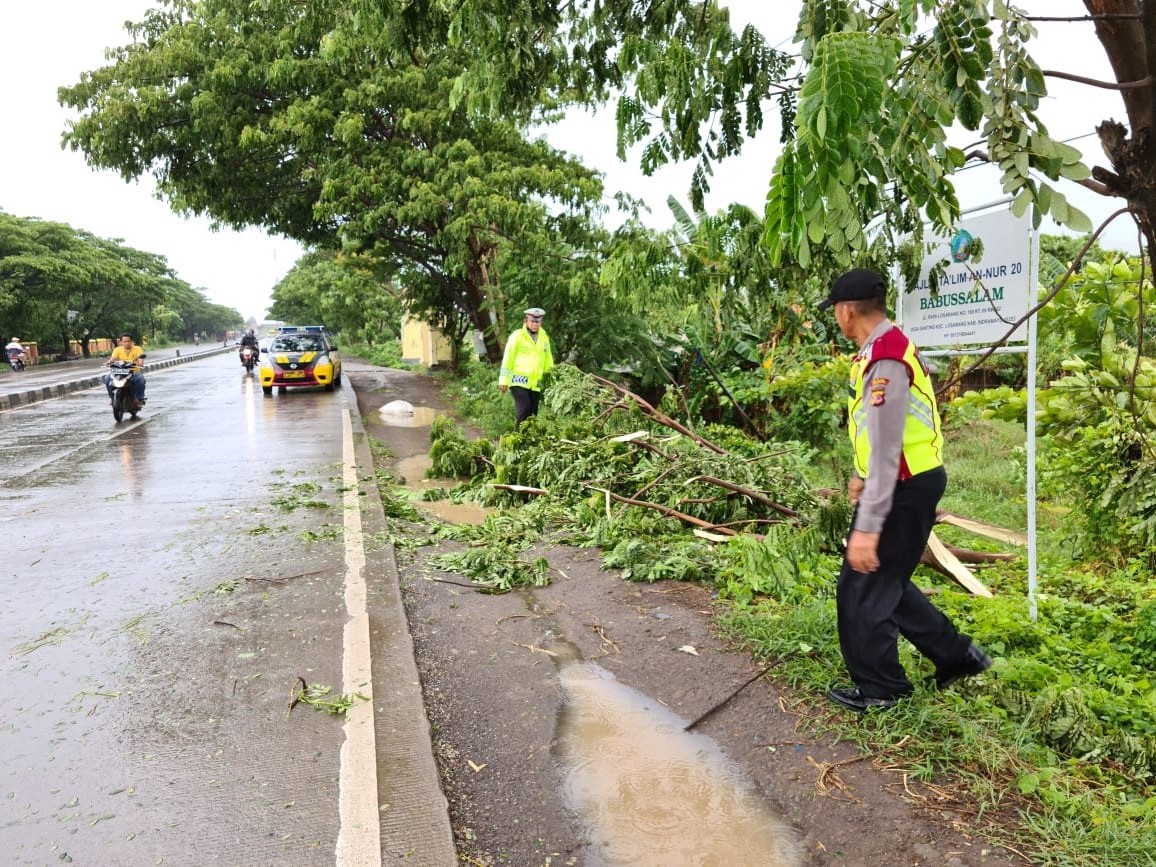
left=272, top=336, right=323, bottom=353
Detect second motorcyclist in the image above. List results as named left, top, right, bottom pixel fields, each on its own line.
left=239, top=328, right=260, bottom=362
left=6, top=337, right=28, bottom=370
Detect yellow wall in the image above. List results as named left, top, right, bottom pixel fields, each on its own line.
left=400, top=316, right=454, bottom=367
left=72, top=338, right=116, bottom=356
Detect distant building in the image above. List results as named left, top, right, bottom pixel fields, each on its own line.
left=400, top=316, right=454, bottom=367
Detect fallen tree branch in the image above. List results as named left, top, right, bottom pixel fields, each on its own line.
left=591, top=487, right=738, bottom=535
left=691, top=475, right=801, bottom=519
left=942, top=545, right=1016, bottom=564
left=710, top=518, right=791, bottom=530
left=685, top=659, right=783, bottom=731
left=935, top=511, right=1027, bottom=546
left=632, top=460, right=682, bottom=500
left=921, top=531, right=994, bottom=597
left=490, top=483, right=548, bottom=495
left=591, top=374, right=727, bottom=454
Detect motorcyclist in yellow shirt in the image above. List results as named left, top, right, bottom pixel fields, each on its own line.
left=103, top=332, right=147, bottom=405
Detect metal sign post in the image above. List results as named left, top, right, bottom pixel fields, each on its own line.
left=898, top=201, right=1040, bottom=619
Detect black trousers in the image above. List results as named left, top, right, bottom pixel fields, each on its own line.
left=836, top=466, right=971, bottom=698
left=510, top=386, right=541, bottom=429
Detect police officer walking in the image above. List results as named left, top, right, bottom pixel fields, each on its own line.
left=821, top=268, right=991, bottom=712
left=498, top=307, right=554, bottom=429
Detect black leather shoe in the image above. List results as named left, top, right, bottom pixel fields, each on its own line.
left=826, top=686, right=906, bottom=712
left=934, top=642, right=993, bottom=689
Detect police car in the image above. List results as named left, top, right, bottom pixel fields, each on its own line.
left=259, top=326, right=342, bottom=394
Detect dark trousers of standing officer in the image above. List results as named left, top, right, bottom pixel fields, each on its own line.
left=510, top=386, right=541, bottom=429
left=836, top=466, right=973, bottom=699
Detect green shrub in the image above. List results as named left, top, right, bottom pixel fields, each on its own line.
left=428, top=416, right=493, bottom=479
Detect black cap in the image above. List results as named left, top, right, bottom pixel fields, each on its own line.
left=817, top=268, right=887, bottom=310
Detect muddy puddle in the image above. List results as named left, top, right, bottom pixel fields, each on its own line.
left=554, top=662, right=800, bottom=867
left=394, top=453, right=493, bottom=526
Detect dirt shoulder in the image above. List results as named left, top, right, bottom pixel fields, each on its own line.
left=349, top=363, right=1026, bottom=867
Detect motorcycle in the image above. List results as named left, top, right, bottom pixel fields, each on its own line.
left=240, top=345, right=257, bottom=374
left=107, top=359, right=144, bottom=422
left=6, top=351, right=25, bottom=372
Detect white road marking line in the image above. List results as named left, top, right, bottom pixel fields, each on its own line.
left=336, top=408, right=383, bottom=866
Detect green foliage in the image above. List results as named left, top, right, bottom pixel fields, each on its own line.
left=0, top=211, right=242, bottom=353
left=269, top=249, right=403, bottom=346
left=295, top=683, right=363, bottom=715
left=61, top=0, right=608, bottom=367
left=439, top=356, right=517, bottom=438
left=714, top=525, right=841, bottom=607
left=348, top=339, right=410, bottom=370
left=1037, top=254, right=1156, bottom=379
left=739, top=351, right=850, bottom=451
left=539, top=362, right=609, bottom=420
left=599, top=535, right=717, bottom=584
left=1134, top=600, right=1156, bottom=670
left=1043, top=419, right=1156, bottom=558
left=953, top=270, right=1156, bottom=559
left=431, top=1, right=792, bottom=211
left=764, top=3, right=1094, bottom=274
left=422, top=357, right=1156, bottom=858
left=430, top=542, right=549, bottom=593
left=428, top=416, right=494, bottom=479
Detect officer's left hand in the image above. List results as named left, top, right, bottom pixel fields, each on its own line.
left=847, top=530, right=881, bottom=573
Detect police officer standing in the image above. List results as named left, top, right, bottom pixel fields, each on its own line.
left=498, top=307, right=554, bottom=429
left=821, top=268, right=991, bottom=712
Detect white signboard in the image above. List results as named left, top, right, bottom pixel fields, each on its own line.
left=902, top=209, right=1032, bottom=347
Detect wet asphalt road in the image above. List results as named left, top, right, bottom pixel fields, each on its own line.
left=0, top=354, right=368, bottom=864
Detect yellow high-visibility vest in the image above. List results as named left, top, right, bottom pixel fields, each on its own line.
left=498, top=327, right=553, bottom=391
left=848, top=326, right=943, bottom=480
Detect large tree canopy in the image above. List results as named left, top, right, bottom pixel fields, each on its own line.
left=60, top=0, right=1156, bottom=354
left=60, top=0, right=611, bottom=361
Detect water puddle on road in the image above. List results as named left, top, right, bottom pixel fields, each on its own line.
left=394, top=453, right=493, bottom=526
left=554, top=662, right=800, bottom=867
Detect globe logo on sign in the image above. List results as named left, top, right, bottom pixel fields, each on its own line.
left=949, top=229, right=975, bottom=263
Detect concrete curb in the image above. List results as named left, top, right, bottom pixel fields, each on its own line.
left=0, top=346, right=233, bottom=412
left=345, top=389, right=458, bottom=863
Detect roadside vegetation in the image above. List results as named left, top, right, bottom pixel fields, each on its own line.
left=401, top=242, right=1156, bottom=865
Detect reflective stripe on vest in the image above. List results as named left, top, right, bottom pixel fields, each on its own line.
left=847, top=327, right=943, bottom=481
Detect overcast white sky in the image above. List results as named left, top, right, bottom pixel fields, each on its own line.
left=0, top=1, right=1132, bottom=323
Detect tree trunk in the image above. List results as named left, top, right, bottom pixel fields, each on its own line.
left=465, top=232, right=503, bottom=363
left=1083, top=1, right=1156, bottom=376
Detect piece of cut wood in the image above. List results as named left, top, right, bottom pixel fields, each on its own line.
left=936, top=511, right=1028, bottom=546
left=693, top=529, right=734, bottom=543
left=489, top=484, right=547, bottom=495
left=924, top=530, right=994, bottom=598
